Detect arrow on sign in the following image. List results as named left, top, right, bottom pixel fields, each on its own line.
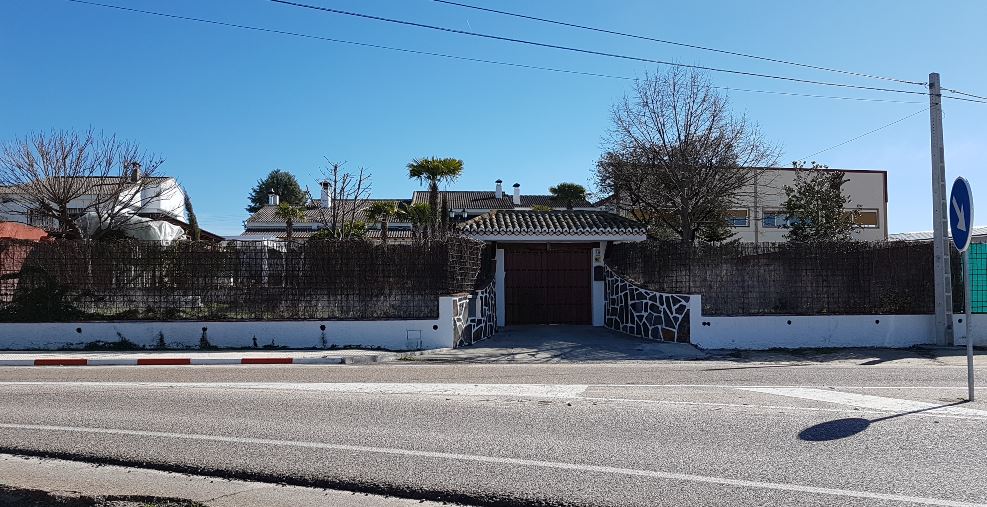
left=953, top=196, right=968, bottom=232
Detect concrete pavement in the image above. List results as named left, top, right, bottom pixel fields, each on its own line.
left=0, top=362, right=985, bottom=506
left=420, top=325, right=709, bottom=362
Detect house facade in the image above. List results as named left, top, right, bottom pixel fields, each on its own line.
left=0, top=173, right=215, bottom=240
left=232, top=169, right=889, bottom=331
left=599, top=167, right=889, bottom=242
left=733, top=167, right=888, bottom=242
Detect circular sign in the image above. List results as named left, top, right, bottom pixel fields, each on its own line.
left=949, top=177, right=975, bottom=252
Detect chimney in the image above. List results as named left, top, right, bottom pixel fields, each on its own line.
left=495, top=179, right=503, bottom=199
left=268, top=189, right=279, bottom=206
left=512, top=183, right=521, bottom=205
left=128, top=161, right=141, bottom=182
left=320, top=179, right=331, bottom=208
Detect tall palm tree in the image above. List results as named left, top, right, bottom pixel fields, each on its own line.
left=365, top=201, right=398, bottom=245
left=274, top=202, right=306, bottom=244
left=407, top=157, right=464, bottom=225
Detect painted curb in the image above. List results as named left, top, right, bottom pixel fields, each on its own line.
left=0, top=356, right=362, bottom=367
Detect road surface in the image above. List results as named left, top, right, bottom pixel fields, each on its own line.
left=0, top=358, right=985, bottom=506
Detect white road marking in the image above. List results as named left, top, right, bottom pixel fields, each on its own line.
left=0, top=382, right=590, bottom=399
left=740, top=388, right=987, bottom=419
left=0, top=422, right=979, bottom=507
left=594, top=384, right=987, bottom=390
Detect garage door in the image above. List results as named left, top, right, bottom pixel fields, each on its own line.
left=504, top=244, right=592, bottom=325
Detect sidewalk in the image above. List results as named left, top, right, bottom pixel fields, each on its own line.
left=0, top=349, right=432, bottom=367
left=0, top=453, right=445, bottom=506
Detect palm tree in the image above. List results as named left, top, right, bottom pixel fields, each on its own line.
left=365, top=201, right=398, bottom=245
left=407, top=157, right=464, bottom=225
left=274, top=202, right=306, bottom=244
left=549, top=182, right=587, bottom=210
left=397, top=202, right=433, bottom=239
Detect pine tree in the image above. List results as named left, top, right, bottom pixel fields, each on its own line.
left=782, top=162, right=859, bottom=242
left=246, top=169, right=307, bottom=213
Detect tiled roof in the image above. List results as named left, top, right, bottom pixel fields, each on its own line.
left=0, top=177, right=172, bottom=195
left=461, top=210, right=646, bottom=236
left=245, top=199, right=410, bottom=225
left=411, top=191, right=593, bottom=210
left=234, top=228, right=415, bottom=241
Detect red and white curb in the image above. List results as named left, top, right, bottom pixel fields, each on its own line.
left=0, top=356, right=381, bottom=367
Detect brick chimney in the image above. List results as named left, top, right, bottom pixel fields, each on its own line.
left=128, top=161, right=141, bottom=182
left=495, top=179, right=503, bottom=199
left=268, top=189, right=279, bottom=206
left=512, top=183, right=521, bottom=205
left=320, top=180, right=331, bottom=208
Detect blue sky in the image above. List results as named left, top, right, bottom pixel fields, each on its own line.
left=2, top=0, right=985, bottom=235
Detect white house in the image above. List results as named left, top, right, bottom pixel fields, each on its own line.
left=0, top=169, right=214, bottom=241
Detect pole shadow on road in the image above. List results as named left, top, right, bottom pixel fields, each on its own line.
left=798, top=400, right=970, bottom=441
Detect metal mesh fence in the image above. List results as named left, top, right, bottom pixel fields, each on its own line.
left=967, top=243, right=987, bottom=313
left=0, top=237, right=489, bottom=322
left=606, top=240, right=965, bottom=316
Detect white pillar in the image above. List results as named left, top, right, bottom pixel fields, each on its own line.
left=495, top=248, right=506, bottom=328
left=591, top=241, right=606, bottom=326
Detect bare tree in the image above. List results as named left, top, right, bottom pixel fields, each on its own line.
left=312, top=160, right=373, bottom=240
left=0, top=128, right=175, bottom=239
left=595, top=68, right=779, bottom=244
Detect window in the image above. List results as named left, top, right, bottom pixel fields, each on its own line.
left=853, top=209, right=880, bottom=228
left=762, top=210, right=791, bottom=229
left=726, top=209, right=750, bottom=227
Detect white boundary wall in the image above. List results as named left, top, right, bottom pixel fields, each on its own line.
left=689, top=295, right=987, bottom=349
left=952, top=313, right=987, bottom=347
left=0, top=296, right=461, bottom=351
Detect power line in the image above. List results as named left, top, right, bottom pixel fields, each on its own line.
left=64, top=0, right=927, bottom=105
left=432, top=0, right=925, bottom=87
left=802, top=108, right=928, bottom=159
left=942, top=88, right=987, bottom=101
left=270, top=0, right=930, bottom=97
left=64, top=0, right=632, bottom=81
left=712, top=87, right=921, bottom=104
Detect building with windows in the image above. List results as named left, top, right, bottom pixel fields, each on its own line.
left=598, top=167, right=888, bottom=243
left=733, top=167, right=888, bottom=242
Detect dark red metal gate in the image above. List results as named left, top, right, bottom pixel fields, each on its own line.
left=503, top=244, right=592, bottom=325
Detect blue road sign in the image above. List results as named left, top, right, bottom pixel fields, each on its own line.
left=949, top=177, right=974, bottom=252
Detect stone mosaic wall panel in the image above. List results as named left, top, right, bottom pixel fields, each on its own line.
left=457, top=281, right=498, bottom=347
left=604, top=267, right=691, bottom=342
left=452, top=295, right=470, bottom=347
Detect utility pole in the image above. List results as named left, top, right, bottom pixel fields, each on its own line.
left=753, top=169, right=760, bottom=244
left=929, top=72, right=954, bottom=346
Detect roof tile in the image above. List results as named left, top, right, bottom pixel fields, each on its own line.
left=461, top=210, right=645, bottom=236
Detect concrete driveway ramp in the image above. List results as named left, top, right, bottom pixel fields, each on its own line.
left=427, top=325, right=707, bottom=363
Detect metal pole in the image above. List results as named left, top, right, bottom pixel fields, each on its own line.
left=965, top=249, right=975, bottom=401
left=929, top=73, right=954, bottom=346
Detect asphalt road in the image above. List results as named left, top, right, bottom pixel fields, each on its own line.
left=1, top=359, right=986, bottom=506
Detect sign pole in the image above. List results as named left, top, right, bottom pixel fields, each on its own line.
left=965, top=248, right=975, bottom=401
left=949, top=175, right=975, bottom=401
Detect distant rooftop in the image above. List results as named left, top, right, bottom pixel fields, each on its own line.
left=411, top=190, right=592, bottom=210
left=889, top=227, right=987, bottom=242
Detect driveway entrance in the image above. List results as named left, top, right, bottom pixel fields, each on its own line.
left=503, top=244, right=592, bottom=325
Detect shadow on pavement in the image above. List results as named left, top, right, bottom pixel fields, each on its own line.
left=426, top=325, right=987, bottom=365
left=799, top=400, right=971, bottom=442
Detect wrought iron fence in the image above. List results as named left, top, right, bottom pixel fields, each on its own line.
left=606, top=240, right=965, bottom=316
left=0, top=237, right=488, bottom=322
